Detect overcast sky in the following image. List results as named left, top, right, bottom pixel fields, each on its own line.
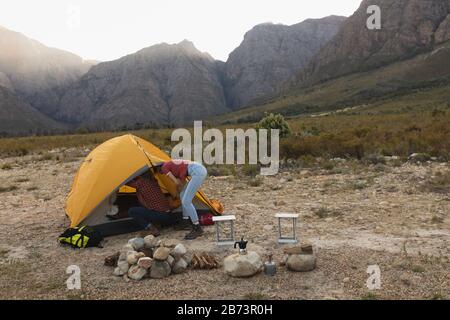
left=0, top=0, right=362, bottom=62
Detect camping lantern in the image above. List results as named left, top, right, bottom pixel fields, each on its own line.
left=275, top=212, right=299, bottom=244
left=234, top=237, right=248, bottom=255
left=212, top=214, right=236, bottom=245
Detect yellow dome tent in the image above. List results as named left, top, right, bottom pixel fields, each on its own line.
left=66, top=134, right=222, bottom=234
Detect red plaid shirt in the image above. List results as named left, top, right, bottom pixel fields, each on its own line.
left=127, top=176, right=171, bottom=212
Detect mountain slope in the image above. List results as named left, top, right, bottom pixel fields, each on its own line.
left=216, top=40, right=450, bottom=123
left=224, top=16, right=346, bottom=109
left=295, top=0, right=450, bottom=86
left=56, top=40, right=229, bottom=129
left=0, top=85, right=64, bottom=136
left=0, top=25, right=94, bottom=116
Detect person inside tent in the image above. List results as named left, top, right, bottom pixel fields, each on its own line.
left=125, top=170, right=180, bottom=237
left=158, top=159, right=208, bottom=240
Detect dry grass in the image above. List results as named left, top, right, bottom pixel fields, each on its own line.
left=281, top=111, right=450, bottom=160
left=423, top=170, right=450, bottom=193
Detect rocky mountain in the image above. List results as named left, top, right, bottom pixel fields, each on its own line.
left=224, top=16, right=346, bottom=109
left=55, top=40, right=229, bottom=129
left=0, top=25, right=94, bottom=116
left=296, top=0, right=450, bottom=86
left=0, top=85, right=64, bottom=136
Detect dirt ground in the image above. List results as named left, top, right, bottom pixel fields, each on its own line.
left=0, top=149, right=449, bottom=300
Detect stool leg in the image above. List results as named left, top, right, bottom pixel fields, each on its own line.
left=230, top=221, right=234, bottom=242
left=216, top=222, right=220, bottom=243
left=278, top=218, right=282, bottom=240
left=292, top=218, right=296, bottom=241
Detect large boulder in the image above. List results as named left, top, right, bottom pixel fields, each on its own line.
left=286, top=254, right=316, bottom=272
left=223, top=251, right=263, bottom=277
left=150, top=261, right=171, bottom=279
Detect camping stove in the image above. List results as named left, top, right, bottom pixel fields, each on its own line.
left=264, top=254, right=277, bottom=276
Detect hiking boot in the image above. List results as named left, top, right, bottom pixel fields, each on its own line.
left=139, top=225, right=160, bottom=237
left=184, top=224, right=204, bottom=240
left=174, top=219, right=192, bottom=231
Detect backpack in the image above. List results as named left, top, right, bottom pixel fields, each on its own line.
left=58, top=226, right=103, bottom=249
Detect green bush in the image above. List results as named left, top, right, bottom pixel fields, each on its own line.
left=256, top=113, right=291, bottom=138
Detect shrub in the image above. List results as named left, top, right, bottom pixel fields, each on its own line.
left=247, top=176, right=263, bottom=187
left=256, top=113, right=291, bottom=138
left=1, top=163, right=12, bottom=170
left=241, top=164, right=260, bottom=177
left=0, top=185, right=18, bottom=193
left=207, top=165, right=235, bottom=176
left=423, top=170, right=450, bottom=193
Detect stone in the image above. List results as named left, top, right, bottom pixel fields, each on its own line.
left=117, top=260, right=130, bottom=273
left=128, top=265, right=147, bottom=280
left=184, top=252, right=194, bottom=265
left=283, top=246, right=303, bottom=255
left=121, top=244, right=134, bottom=253
left=104, top=252, right=120, bottom=267
left=144, top=235, right=159, bottom=248
left=160, top=239, right=179, bottom=248
left=172, top=243, right=187, bottom=257
left=283, top=245, right=313, bottom=255
left=300, top=244, right=313, bottom=254
left=286, top=254, right=316, bottom=272
left=126, top=251, right=145, bottom=265
left=172, top=258, right=188, bottom=274
left=153, top=247, right=171, bottom=261
left=150, top=260, right=171, bottom=279
left=167, top=255, right=175, bottom=267
left=128, top=237, right=145, bottom=251
left=274, top=200, right=286, bottom=206
left=113, top=267, right=125, bottom=276
left=223, top=251, right=263, bottom=277
left=118, top=251, right=128, bottom=262
left=138, top=247, right=153, bottom=258
left=343, top=277, right=350, bottom=283
left=137, top=257, right=153, bottom=269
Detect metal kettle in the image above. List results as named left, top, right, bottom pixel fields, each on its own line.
left=234, top=237, right=248, bottom=255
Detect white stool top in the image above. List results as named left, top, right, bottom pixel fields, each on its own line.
left=212, top=215, right=236, bottom=222
left=275, top=213, right=299, bottom=218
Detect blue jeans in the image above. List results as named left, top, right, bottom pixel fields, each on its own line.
left=180, top=162, right=207, bottom=224
left=128, top=207, right=179, bottom=229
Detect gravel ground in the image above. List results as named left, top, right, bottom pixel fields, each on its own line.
left=0, top=151, right=449, bottom=299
